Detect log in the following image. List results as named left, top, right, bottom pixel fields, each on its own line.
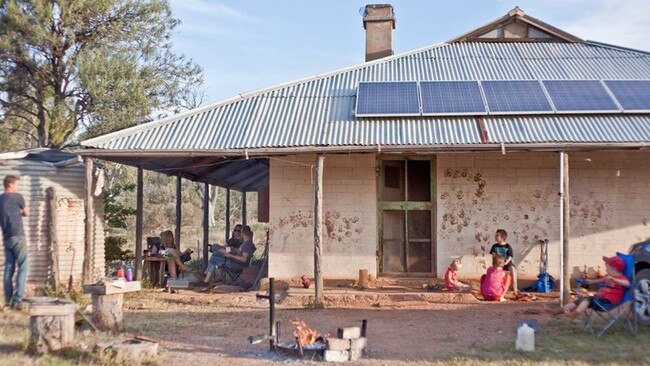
left=225, top=188, right=231, bottom=243
left=314, top=154, right=325, bottom=308
left=175, top=174, right=182, bottom=251
left=46, top=187, right=60, bottom=291
left=358, top=269, right=369, bottom=289
left=135, top=167, right=144, bottom=280
left=242, top=191, right=247, bottom=226
left=82, top=158, right=94, bottom=284
left=561, top=152, right=571, bottom=304
left=29, top=302, right=75, bottom=353
left=203, top=182, right=209, bottom=270
left=92, top=293, right=124, bottom=332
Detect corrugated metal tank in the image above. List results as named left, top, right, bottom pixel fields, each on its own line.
left=0, top=157, right=104, bottom=294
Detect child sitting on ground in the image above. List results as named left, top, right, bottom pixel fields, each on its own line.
left=444, top=259, right=470, bottom=291
left=480, top=255, right=511, bottom=301
left=563, top=256, right=630, bottom=318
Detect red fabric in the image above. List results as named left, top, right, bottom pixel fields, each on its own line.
left=602, top=256, right=625, bottom=272
left=444, top=267, right=458, bottom=290
left=480, top=267, right=511, bottom=301
left=597, top=274, right=627, bottom=304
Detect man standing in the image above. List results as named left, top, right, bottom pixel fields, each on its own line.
left=0, top=175, right=29, bottom=308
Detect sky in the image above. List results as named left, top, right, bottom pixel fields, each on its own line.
left=169, top=0, right=650, bottom=103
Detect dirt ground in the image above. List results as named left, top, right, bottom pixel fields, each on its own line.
left=121, top=290, right=555, bottom=365
left=2, top=289, right=647, bottom=365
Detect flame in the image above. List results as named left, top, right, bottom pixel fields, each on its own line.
left=291, top=320, right=319, bottom=345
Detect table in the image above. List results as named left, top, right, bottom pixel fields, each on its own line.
left=144, top=256, right=167, bottom=288
left=83, top=281, right=141, bottom=331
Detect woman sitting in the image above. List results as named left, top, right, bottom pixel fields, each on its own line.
left=160, top=230, right=191, bottom=278
left=480, top=254, right=511, bottom=301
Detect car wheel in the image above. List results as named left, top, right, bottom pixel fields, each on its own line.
left=635, top=269, right=650, bottom=325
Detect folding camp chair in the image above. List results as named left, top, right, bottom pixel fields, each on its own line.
left=582, top=252, right=638, bottom=338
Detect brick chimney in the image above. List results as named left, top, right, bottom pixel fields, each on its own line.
left=362, top=4, right=396, bottom=62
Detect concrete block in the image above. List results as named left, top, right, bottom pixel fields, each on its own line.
left=327, top=338, right=351, bottom=351
left=349, top=337, right=367, bottom=350
left=349, top=349, right=363, bottom=361
left=337, top=327, right=361, bottom=339
left=324, top=350, right=349, bottom=362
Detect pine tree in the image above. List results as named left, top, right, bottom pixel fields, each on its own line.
left=0, top=0, right=202, bottom=148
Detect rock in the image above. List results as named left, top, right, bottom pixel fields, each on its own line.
left=337, top=327, right=361, bottom=339
left=324, top=350, right=349, bottom=362
left=350, top=337, right=367, bottom=350
left=326, top=338, right=351, bottom=351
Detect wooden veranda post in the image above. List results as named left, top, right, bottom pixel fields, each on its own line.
left=225, top=188, right=231, bottom=242
left=175, top=174, right=182, bottom=250
left=82, top=158, right=94, bottom=284
left=135, top=167, right=144, bottom=280
left=46, top=187, right=60, bottom=291
left=561, top=152, right=571, bottom=304
left=242, top=191, right=247, bottom=226
left=203, top=182, right=210, bottom=269
left=314, top=154, right=325, bottom=308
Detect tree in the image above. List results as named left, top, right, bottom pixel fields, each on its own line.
left=102, top=180, right=136, bottom=261
left=0, top=0, right=202, bottom=148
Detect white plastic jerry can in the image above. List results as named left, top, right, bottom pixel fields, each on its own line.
left=516, top=323, right=535, bottom=352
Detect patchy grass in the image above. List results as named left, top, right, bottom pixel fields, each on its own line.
left=445, top=318, right=650, bottom=365
left=2, top=291, right=647, bottom=366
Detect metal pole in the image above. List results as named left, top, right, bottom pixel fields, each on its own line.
left=203, top=182, right=210, bottom=270
left=225, top=188, right=231, bottom=242
left=314, top=154, right=325, bottom=308
left=135, top=167, right=144, bottom=280
left=175, top=174, right=182, bottom=251
left=269, top=277, right=276, bottom=351
left=242, top=191, right=247, bottom=226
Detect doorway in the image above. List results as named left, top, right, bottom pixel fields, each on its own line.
left=378, top=157, right=436, bottom=276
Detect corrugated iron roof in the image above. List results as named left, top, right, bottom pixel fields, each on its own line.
left=81, top=41, right=650, bottom=152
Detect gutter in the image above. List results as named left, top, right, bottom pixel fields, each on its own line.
left=73, top=142, right=649, bottom=158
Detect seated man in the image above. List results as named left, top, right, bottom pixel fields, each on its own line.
left=481, top=254, right=511, bottom=301
left=202, top=225, right=255, bottom=284
left=563, top=255, right=630, bottom=318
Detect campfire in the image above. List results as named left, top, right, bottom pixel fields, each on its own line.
left=291, top=320, right=324, bottom=346
left=250, top=278, right=369, bottom=362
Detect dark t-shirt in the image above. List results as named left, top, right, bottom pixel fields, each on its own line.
left=226, top=237, right=243, bottom=249
left=0, top=192, right=26, bottom=241
left=237, top=240, right=256, bottom=265
left=490, top=243, right=513, bottom=261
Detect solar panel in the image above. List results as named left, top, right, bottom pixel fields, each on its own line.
left=420, top=81, right=486, bottom=115
left=481, top=80, right=553, bottom=114
left=604, top=80, right=650, bottom=111
left=356, top=81, right=420, bottom=116
left=543, top=80, right=620, bottom=112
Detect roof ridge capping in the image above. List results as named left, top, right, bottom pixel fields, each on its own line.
left=448, top=7, right=583, bottom=43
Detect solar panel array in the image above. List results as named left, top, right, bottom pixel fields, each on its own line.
left=543, top=80, right=619, bottom=112
left=356, top=82, right=420, bottom=116
left=604, top=80, right=650, bottom=111
left=420, top=81, right=485, bottom=115
left=482, top=81, right=553, bottom=113
left=355, top=79, right=650, bottom=117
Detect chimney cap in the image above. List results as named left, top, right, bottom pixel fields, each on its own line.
left=362, top=4, right=395, bottom=30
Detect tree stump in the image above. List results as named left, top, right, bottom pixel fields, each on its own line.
left=92, top=293, right=124, bottom=332
left=28, top=300, right=75, bottom=353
